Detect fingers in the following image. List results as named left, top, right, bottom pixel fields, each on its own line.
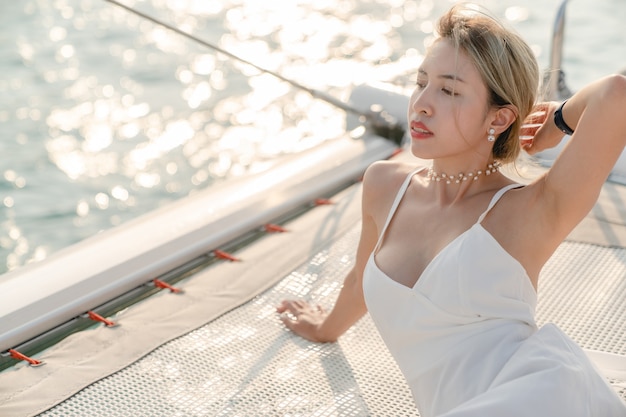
left=277, top=300, right=307, bottom=335
left=279, top=311, right=296, bottom=329
left=276, top=299, right=319, bottom=321
left=276, top=300, right=305, bottom=326
left=519, top=107, right=548, bottom=149
left=518, top=102, right=561, bottom=153
left=519, top=123, right=540, bottom=148
left=276, top=299, right=325, bottom=320
left=275, top=299, right=331, bottom=343
left=519, top=101, right=569, bottom=154
left=276, top=299, right=305, bottom=314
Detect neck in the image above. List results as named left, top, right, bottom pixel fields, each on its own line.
left=427, top=161, right=501, bottom=185
left=425, top=160, right=503, bottom=205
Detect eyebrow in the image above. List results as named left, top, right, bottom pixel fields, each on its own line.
left=418, top=68, right=466, bottom=83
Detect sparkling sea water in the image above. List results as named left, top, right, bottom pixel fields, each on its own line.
left=1, top=0, right=625, bottom=275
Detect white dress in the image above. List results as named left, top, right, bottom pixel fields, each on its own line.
left=362, top=168, right=626, bottom=416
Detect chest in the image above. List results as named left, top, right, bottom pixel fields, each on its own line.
left=373, top=201, right=483, bottom=288
left=366, top=220, right=536, bottom=321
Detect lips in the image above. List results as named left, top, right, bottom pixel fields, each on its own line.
left=410, top=121, right=433, bottom=140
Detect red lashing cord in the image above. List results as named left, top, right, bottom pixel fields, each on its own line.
left=8, top=349, right=43, bottom=366
left=153, top=278, right=182, bottom=293
left=87, top=311, right=117, bottom=327
left=213, top=249, right=240, bottom=262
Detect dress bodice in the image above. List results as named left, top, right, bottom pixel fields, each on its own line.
left=366, top=167, right=536, bottom=328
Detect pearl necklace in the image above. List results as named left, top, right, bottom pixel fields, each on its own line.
left=427, top=161, right=502, bottom=185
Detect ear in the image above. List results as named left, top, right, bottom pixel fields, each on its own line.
left=490, top=105, right=517, bottom=134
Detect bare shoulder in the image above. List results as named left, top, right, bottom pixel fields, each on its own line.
left=362, top=160, right=423, bottom=197
left=361, top=160, right=426, bottom=219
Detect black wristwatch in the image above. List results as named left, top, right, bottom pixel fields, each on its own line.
left=554, top=100, right=574, bottom=135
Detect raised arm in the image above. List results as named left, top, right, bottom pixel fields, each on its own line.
left=277, top=163, right=387, bottom=342
left=525, top=74, right=626, bottom=237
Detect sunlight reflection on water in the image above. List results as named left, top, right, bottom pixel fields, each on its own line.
left=1, top=0, right=625, bottom=273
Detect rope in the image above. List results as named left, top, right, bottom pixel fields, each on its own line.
left=103, top=0, right=405, bottom=144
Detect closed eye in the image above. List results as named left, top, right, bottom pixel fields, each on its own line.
left=415, top=75, right=427, bottom=90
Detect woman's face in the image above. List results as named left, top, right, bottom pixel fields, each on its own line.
left=407, top=38, right=494, bottom=162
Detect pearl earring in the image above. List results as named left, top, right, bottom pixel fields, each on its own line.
left=487, top=128, right=496, bottom=142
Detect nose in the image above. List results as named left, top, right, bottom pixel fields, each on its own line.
left=409, top=85, right=432, bottom=117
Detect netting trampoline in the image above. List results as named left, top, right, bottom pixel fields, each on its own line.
left=36, top=225, right=626, bottom=416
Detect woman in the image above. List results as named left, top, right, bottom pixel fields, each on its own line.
left=278, top=5, right=626, bottom=416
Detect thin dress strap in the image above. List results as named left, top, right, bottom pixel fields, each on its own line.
left=373, top=167, right=427, bottom=251
left=477, top=183, right=524, bottom=224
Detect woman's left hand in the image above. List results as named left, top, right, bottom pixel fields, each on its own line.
left=519, top=101, right=567, bottom=154
left=277, top=299, right=333, bottom=342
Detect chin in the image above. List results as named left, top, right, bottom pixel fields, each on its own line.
left=409, top=143, right=435, bottom=161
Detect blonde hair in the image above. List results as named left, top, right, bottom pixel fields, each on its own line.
left=437, top=5, right=539, bottom=163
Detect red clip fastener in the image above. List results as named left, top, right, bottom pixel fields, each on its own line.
left=314, top=198, right=333, bottom=206
left=264, top=224, right=288, bottom=233
left=153, top=278, right=183, bottom=293
left=8, top=349, right=43, bottom=367
left=87, top=311, right=117, bottom=327
left=214, top=249, right=240, bottom=262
